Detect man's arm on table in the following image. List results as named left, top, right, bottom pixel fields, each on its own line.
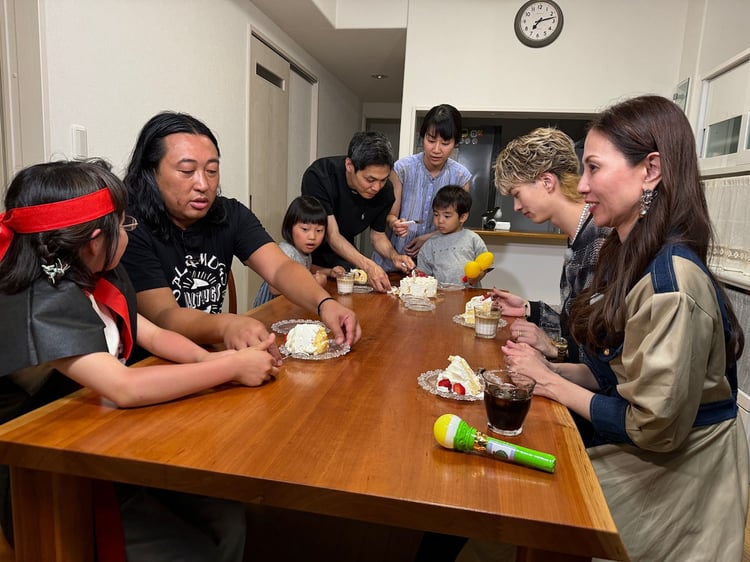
left=247, top=242, right=361, bottom=346
left=324, top=214, right=393, bottom=293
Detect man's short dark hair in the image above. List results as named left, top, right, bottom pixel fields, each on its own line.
left=347, top=131, right=394, bottom=171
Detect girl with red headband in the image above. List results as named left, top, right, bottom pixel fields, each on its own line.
left=0, top=159, right=273, bottom=561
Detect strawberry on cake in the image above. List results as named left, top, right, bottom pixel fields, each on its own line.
left=436, top=355, right=482, bottom=397
left=285, top=324, right=329, bottom=355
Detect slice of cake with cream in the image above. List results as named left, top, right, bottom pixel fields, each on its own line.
left=285, top=324, right=329, bottom=355
left=436, top=355, right=482, bottom=397
left=463, top=295, right=493, bottom=326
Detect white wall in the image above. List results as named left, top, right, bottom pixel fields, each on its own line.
left=39, top=0, right=362, bottom=311
left=335, top=0, right=407, bottom=28
left=482, top=239, right=565, bottom=305
left=41, top=0, right=362, bottom=199
left=316, top=79, right=363, bottom=156
left=363, top=102, right=402, bottom=122
left=695, top=0, right=750, bottom=76
left=398, top=0, right=688, bottom=156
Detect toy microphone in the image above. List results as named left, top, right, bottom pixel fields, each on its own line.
left=433, top=414, right=556, bottom=473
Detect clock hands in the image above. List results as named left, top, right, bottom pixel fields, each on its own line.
left=532, top=16, right=556, bottom=29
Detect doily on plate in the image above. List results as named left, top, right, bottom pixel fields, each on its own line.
left=404, top=298, right=435, bottom=311
left=271, top=319, right=327, bottom=335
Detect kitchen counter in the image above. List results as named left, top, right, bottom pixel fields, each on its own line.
left=472, top=229, right=568, bottom=244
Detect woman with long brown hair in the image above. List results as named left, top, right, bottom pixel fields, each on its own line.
left=503, top=95, right=748, bottom=560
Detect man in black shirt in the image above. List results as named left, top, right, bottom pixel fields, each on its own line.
left=122, top=112, right=361, bottom=358
left=301, top=131, right=414, bottom=292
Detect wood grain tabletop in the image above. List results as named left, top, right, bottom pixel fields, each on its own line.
left=0, top=280, right=628, bottom=561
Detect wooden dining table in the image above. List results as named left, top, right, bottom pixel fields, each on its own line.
left=0, top=280, right=628, bottom=562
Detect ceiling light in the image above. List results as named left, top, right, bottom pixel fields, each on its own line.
left=370, top=74, right=388, bottom=80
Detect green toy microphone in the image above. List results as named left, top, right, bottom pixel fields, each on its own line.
left=433, top=414, right=556, bottom=473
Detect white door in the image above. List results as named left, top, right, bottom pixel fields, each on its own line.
left=287, top=70, right=315, bottom=205
left=248, top=36, right=290, bottom=305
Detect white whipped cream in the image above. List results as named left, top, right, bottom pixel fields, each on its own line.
left=399, top=275, right=437, bottom=298
left=438, top=355, right=483, bottom=397
left=285, top=324, right=328, bottom=355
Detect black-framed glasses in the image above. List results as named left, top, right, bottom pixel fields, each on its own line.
left=122, top=216, right=139, bottom=232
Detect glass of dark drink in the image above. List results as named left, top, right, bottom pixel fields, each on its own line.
left=481, top=370, right=535, bottom=436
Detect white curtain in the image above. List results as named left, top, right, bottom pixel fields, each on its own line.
left=705, top=174, right=750, bottom=280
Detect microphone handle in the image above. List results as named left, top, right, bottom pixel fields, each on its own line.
left=478, top=432, right=556, bottom=473
left=453, top=419, right=556, bottom=473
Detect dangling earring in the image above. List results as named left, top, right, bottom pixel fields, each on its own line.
left=639, top=189, right=657, bottom=218
left=41, top=258, right=70, bottom=285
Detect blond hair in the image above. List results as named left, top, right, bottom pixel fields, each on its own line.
left=494, top=127, right=581, bottom=202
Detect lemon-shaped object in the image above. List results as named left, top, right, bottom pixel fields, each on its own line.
left=351, top=268, right=368, bottom=284
left=476, top=252, right=494, bottom=271
left=464, top=261, right=481, bottom=279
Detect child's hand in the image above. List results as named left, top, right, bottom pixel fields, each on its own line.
left=313, top=271, right=328, bottom=286
left=231, top=333, right=279, bottom=386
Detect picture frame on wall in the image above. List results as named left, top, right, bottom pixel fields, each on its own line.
left=673, top=78, right=689, bottom=112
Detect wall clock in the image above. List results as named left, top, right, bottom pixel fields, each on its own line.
left=514, top=1, right=564, bottom=48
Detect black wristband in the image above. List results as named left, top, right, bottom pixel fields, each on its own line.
left=317, top=296, right=335, bottom=316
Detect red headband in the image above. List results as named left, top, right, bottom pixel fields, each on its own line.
left=0, top=188, right=116, bottom=262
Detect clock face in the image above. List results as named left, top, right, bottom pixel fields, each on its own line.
left=515, top=1, right=564, bottom=48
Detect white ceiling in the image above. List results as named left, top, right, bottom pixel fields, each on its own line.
left=251, top=0, right=406, bottom=103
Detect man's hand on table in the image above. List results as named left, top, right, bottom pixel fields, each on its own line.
left=363, top=261, right=393, bottom=293
left=223, top=314, right=283, bottom=364
left=318, top=299, right=361, bottom=346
